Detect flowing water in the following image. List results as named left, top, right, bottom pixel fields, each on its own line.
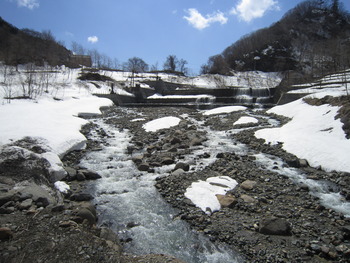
left=80, top=108, right=350, bottom=263
left=80, top=119, right=242, bottom=263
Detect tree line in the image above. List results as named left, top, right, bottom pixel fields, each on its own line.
left=71, top=41, right=189, bottom=75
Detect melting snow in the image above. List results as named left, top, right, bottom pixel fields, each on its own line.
left=203, top=106, right=247, bottom=116
left=184, top=176, right=238, bottom=214
left=54, top=181, right=70, bottom=194
left=234, top=116, right=258, bottom=125
left=142, top=116, right=181, bottom=132
left=255, top=89, right=350, bottom=173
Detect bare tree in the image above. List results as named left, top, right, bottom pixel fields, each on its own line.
left=163, top=55, right=177, bottom=71
left=123, top=57, right=149, bottom=73
left=0, top=63, right=15, bottom=103
left=71, top=41, right=86, bottom=55
left=163, top=55, right=188, bottom=75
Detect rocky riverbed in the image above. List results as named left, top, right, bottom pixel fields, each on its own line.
left=1, top=104, right=350, bottom=263
left=96, top=105, right=350, bottom=262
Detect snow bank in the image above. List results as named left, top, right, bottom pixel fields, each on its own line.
left=203, top=106, right=247, bottom=116
left=142, top=116, right=181, bottom=132
left=184, top=176, right=238, bottom=215
left=0, top=94, right=112, bottom=158
left=255, top=98, right=350, bottom=173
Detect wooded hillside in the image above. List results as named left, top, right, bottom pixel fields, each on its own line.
left=203, top=0, right=350, bottom=78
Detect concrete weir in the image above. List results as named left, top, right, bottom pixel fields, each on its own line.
left=94, top=80, right=276, bottom=108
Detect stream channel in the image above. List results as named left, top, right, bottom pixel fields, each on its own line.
left=79, top=108, right=350, bottom=263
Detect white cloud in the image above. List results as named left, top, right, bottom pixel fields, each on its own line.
left=231, top=0, right=280, bottom=22
left=65, top=31, right=74, bottom=38
left=87, top=36, right=99, bottom=44
left=12, top=0, right=39, bottom=9
left=184, top=8, right=228, bottom=30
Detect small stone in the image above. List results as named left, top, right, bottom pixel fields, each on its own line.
left=190, top=137, right=203, bottom=146
left=132, top=155, right=144, bottom=164
left=0, top=227, right=13, bottom=240
left=259, top=217, right=292, bottom=236
left=75, top=208, right=96, bottom=226
left=216, top=194, right=237, bottom=208
left=161, top=158, right=174, bottom=165
left=35, top=197, right=50, bottom=208
left=51, top=205, right=65, bottom=212
left=240, top=180, right=257, bottom=191
left=240, top=194, right=256, bottom=203
left=320, top=246, right=330, bottom=254
left=59, top=220, right=78, bottom=228
left=18, top=198, right=33, bottom=210
left=216, top=152, right=225, bottom=158
left=170, top=137, right=181, bottom=145
left=138, top=163, right=150, bottom=171
left=80, top=169, right=102, bottom=180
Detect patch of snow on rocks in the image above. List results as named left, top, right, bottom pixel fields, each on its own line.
left=184, top=176, right=238, bottom=215
left=234, top=116, right=259, bottom=125
left=203, top=106, right=247, bottom=116
left=142, top=116, right=181, bottom=132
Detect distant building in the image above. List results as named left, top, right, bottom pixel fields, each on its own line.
left=68, top=55, right=92, bottom=68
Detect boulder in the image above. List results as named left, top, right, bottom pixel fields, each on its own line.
left=79, top=169, right=102, bottom=180
left=240, top=180, right=257, bottom=191
left=286, top=158, right=300, bottom=168
left=76, top=172, right=86, bottom=181
left=240, top=194, right=256, bottom=203
left=259, top=217, right=292, bottom=236
left=216, top=194, right=237, bottom=208
left=0, top=146, right=50, bottom=184
left=161, top=158, right=175, bottom=165
left=190, top=137, right=204, bottom=147
left=174, top=162, right=190, bottom=172
left=64, top=167, right=77, bottom=181
left=18, top=198, right=33, bottom=210
left=299, top=159, right=309, bottom=167
left=17, top=183, right=56, bottom=206
left=0, top=227, right=13, bottom=240
left=0, top=192, right=16, bottom=206
left=172, top=169, right=185, bottom=176
left=74, top=208, right=96, bottom=225
left=138, top=163, right=150, bottom=172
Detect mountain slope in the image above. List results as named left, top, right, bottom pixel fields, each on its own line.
left=0, top=17, right=71, bottom=66
left=204, top=0, right=350, bottom=78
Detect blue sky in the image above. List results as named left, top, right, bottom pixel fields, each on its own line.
left=1, top=0, right=350, bottom=74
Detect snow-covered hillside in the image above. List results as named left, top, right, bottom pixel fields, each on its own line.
left=256, top=70, right=350, bottom=173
